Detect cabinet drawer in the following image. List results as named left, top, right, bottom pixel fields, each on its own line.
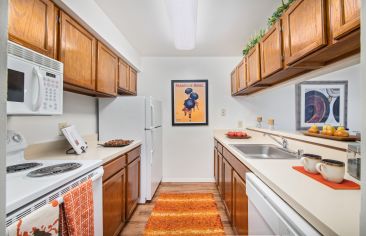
left=127, top=146, right=141, bottom=164
left=217, top=143, right=224, bottom=154
left=223, top=148, right=250, bottom=181
left=103, top=155, right=127, bottom=182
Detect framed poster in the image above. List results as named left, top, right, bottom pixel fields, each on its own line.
left=171, top=80, right=208, bottom=126
left=296, top=81, right=348, bottom=130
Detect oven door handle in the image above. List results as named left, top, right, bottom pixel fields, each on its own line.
left=32, top=67, right=45, bottom=111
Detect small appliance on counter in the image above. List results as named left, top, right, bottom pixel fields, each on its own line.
left=7, top=41, right=63, bottom=115
left=347, top=143, right=361, bottom=180
left=61, top=125, right=88, bottom=154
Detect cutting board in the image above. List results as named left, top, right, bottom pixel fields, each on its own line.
left=303, top=132, right=360, bottom=142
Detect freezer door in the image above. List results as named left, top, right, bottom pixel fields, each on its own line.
left=146, top=97, right=162, bottom=129
left=145, top=126, right=163, bottom=200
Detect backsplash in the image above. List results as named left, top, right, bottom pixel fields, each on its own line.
left=7, top=91, right=97, bottom=145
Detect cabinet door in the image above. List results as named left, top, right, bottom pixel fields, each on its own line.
left=103, top=168, right=126, bottom=236
left=97, top=42, right=118, bottom=96
left=214, top=148, right=219, bottom=186
left=246, top=44, right=261, bottom=86
left=232, top=171, right=248, bottom=235
left=222, top=158, right=233, bottom=221
left=129, top=67, right=137, bottom=94
left=260, top=21, right=283, bottom=79
left=282, top=0, right=327, bottom=65
left=230, top=68, right=238, bottom=95
left=331, top=0, right=360, bottom=40
left=8, top=0, right=56, bottom=58
left=237, top=59, right=247, bottom=91
left=118, top=59, right=130, bottom=91
left=218, top=153, right=224, bottom=196
left=127, top=157, right=140, bottom=219
left=60, top=11, right=96, bottom=90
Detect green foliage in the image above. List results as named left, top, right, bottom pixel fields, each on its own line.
left=242, top=0, right=295, bottom=56
left=242, top=29, right=266, bottom=56
left=267, top=0, right=295, bottom=27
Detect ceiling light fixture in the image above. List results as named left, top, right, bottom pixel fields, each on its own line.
left=165, top=0, right=198, bottom=50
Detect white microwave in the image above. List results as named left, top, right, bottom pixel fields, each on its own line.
left=7, top=41, right=64, bottom=115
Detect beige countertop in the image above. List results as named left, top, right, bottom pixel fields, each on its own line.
left=25, top=134, right=142, bottom=165
left=214, top=129, right=360, bottom=236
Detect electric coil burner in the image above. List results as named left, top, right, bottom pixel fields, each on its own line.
left=27, top=163, right=82, bottom=177
left=7, top=163, right=42, bottom=174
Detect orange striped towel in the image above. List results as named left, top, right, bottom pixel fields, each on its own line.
left=59, top=179, right=94, bottom=236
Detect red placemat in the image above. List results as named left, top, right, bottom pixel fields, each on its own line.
left=292, top=166, right=360, bottom=190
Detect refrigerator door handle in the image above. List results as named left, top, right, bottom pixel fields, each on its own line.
left=150, top=104, right=155, bottom=128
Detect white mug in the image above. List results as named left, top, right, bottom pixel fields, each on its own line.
left=301, top=154, right=322, bottom=174
left=315, top=159, right=345, bottom=183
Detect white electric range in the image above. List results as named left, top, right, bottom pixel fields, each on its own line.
left=6, top=130, right=104, bottom=235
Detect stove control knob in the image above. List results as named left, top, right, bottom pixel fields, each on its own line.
left=12, top=134, right=22, bottom=143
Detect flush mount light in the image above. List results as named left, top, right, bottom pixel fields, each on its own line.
left=165, top=0, right=198, bottom=50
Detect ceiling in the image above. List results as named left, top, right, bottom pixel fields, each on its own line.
left=94, top=0, right=281, bottom=57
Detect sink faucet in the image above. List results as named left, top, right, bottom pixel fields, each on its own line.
left=264, top=133, right=288, bottom=149
left=263, top=133, right=304, bottom=158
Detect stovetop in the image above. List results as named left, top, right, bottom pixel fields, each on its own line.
left=27, top=163, right=82, bottom=177
left=7, top=163, right=43, bottom=173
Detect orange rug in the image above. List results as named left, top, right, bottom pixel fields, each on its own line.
left=144, top=193, right=225, bottom=236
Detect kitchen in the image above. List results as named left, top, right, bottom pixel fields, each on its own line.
left=0, top=0, right=366, bottom=235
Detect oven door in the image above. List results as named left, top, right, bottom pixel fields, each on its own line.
left=7, top=55, right=45, bottom=115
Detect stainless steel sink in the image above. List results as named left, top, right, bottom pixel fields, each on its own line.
left=230, top=144, right=298, bottom=159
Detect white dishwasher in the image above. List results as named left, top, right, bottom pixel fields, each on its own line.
left=246, top=173, right=320, bottom=236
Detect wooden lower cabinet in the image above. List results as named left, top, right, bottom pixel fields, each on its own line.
left=222, top=158, right=233, bottom=220
left=126, top=156, right=141, bottom=219
left=214, top=148, right=219, bottom=186
left=103, top=168, right=126, bottom=236
left=232, top=171, right=249, bottom=235
left=103, top=146, right=141, bottom=236
left=214, top=139, right=249, bottom=234
left=218, top=153, right=224, bottom=195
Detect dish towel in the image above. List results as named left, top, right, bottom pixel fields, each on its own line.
left=6, top=200, right=60, bottom=236
left=59, top=179, right=94, bottom=236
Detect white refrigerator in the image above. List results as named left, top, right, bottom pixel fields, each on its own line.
left=98, top=96, right=163, bottom=203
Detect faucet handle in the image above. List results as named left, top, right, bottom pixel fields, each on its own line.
left=297, top=149, right=304, bottom=158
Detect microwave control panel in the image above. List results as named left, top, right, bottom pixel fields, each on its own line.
left=42, top=72, right=62, bottom=113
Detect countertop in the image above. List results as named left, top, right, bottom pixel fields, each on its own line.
left=25, top=134, right=142, bottom=165
left=214, top=129, right=360, bottom=236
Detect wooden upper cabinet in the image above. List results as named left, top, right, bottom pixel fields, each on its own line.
left=282, top=0, right=327, bottom=66
left=230, top=68, right=238, bottom=95
left=127, top=156, right=141, bottom=219
left=96, top=42, right=118, bottom=96
left=118, top=59, right=130, bottom=91
left=60, top=11, right=96, bottom=91
left=103, top=168, right=126, bottom=236
left=330, top=0, right=360, bottom=40
left=246, top=44, right=261, bottom=86
left=8, top=0, right=56, bottom=58
left=129, top=67, right=138, bottom=95
left=237, top=59, right=247, bottom=91
left=232, top=171, right=248, bottom=235
left=260, top=21, right=283, bottom=79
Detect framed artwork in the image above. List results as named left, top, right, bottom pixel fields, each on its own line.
left=296, top=81, right=348, bottom=130
left=171, top=80, right=208, bottom=126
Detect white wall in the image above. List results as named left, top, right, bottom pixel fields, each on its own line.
left=7, top=92, right=97, bottom=145
left=54, top=0, right=141, bottom=70
left=139, top=57, right=361, bottom=182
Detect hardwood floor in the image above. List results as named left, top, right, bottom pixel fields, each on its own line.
left=120, top=182, right=236, bottom=236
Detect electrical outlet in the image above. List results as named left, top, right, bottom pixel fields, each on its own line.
left=221, top=108, right=226, bottom=117
left=238, top=121, right=243, bottom=128
left=58, top=122, right=69, bottom=136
